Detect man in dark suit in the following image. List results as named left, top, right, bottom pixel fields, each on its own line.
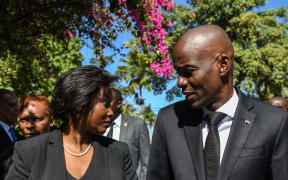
left=104, top=88, right=150, bottom=180
left=147, top=25, right=288, bottom=180
left=0, top=89, right=18, bottom=180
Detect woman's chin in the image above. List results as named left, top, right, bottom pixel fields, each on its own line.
left=92, top=127, right=107, bottom=135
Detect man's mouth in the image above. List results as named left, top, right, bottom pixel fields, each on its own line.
left=183, top=91, right=196, bottom=98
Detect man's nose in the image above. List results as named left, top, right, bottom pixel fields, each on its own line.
left=177, top=76, right=188, bottom=88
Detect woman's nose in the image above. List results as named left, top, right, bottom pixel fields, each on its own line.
left=25, top=121, right=35, bottom=130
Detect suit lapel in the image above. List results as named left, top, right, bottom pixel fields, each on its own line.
left=177, top=104, right=206, bottom=180
left=92, top=136, right=109, bottom=180
left=217, top=94, right=256, bottom=180
left=46, top=130, right=67, bottom=179
left=119, top=115, right=128, bottom=142
left=184, top=124, right=206, bottom=180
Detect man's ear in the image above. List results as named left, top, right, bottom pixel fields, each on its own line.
left=117, top=101, right=122, bottom=109
left=218, top=54, right=231, bottom=76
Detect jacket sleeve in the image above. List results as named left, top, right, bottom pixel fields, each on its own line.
left=5, top=142, right=30, bottom=180
left=123, top=143, right=138, bottom=180
left=147, top=109, right=174, bottom=180
left=138, top=119, right=150, bottom=180
left=271, top=112, right=288, bottom=179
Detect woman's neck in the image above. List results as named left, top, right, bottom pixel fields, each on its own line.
left=62, top=125, right=92, bottom=152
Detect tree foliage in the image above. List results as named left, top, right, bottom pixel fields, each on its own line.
left=121, top=0, right=287, bottom=104
left=117, top=39, right=169, bottom=98
left=0, top=0, right=174, bottom=126
left=1, top=0, right=174, bottom=76
left=0, top=35, right=83, bottom=98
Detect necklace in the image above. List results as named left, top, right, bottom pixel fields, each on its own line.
left=63, top=142, right=92, bottom=157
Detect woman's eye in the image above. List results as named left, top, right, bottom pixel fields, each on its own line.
left=34, top=117, right=44, bottom=121
left=20, top=118, right=28, bottom=122
left=104, top=101, right=110, bottom=108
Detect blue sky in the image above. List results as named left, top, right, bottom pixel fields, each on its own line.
left=81, top=0, right=288, bottom=114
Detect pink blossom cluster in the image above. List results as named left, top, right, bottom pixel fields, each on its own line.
left=118, top=0, right=127, bottom=5
left=126, top=0, right=175, bottom=77
left=42, top=71, right=54, bottom=77
left=64, top=30, right=76, bottom=41
left=91, top=2, right=117, bottom=49
left=90, top=0, right=174, bottom=77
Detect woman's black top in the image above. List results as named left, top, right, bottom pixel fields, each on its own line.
left=66, top=148, right=97, bottom=180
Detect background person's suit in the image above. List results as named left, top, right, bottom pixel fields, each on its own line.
left=119, top=115, right=150, bottom=180
left=0, top=125, right=13, bottom=150
left=147, top=92, right=288, bottom=180
left=0, top=125, right=14, bottom=180
left=5, top=130, right=137, bottom=180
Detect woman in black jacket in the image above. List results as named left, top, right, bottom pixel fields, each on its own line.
left=5, top=66, right=137, bottom=180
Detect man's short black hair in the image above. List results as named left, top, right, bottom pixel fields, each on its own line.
left=0, top=89, right=15, bottom=104
left=51, top=66, right=118, bottom=130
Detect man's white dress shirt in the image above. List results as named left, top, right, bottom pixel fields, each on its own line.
left=103, top=114, right=121, bottom=140
left=202, top=89, right=239, bottom=162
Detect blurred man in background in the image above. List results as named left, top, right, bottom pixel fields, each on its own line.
left=0, top=89, right=18, bottom=180
left=268, top=97, right=288, bottom=111
left=104, top=88, right=150, bottom=180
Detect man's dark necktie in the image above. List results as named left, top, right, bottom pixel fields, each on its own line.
left=107, top=122, right=115, bottom=138
left=204, top=112, right=226, bottom=180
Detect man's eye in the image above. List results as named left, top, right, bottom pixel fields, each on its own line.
left=178, top=69, right=195, bottom=78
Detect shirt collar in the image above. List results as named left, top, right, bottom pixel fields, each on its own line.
left=113, top=114, right=121, bottom=127
left=0, top=121, right=11, bottom=134
left=216, top=88, right=239, bottom=118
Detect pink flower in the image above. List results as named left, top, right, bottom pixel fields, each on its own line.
left=167, top=1, right=175, bottom=11
left=90, top=0, right=175, bottom=77
left=42, top=71, right=54, bottom=77
left=189, top=13, right=196, bottom=18
left=36, top=19, right=42, bottom=24
left=118, top=0, right=127, bottom=5
left=167, top=21, right=173, bottom=28
left=65, top=30, right=73, bottom=40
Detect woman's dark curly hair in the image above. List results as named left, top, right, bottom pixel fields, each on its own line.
left=51, top=66, right=117, bottom=131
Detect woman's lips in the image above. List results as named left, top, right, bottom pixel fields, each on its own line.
left=103, top=121, right=111, bottom=127
left=24, top=133, right=38, bottom=138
